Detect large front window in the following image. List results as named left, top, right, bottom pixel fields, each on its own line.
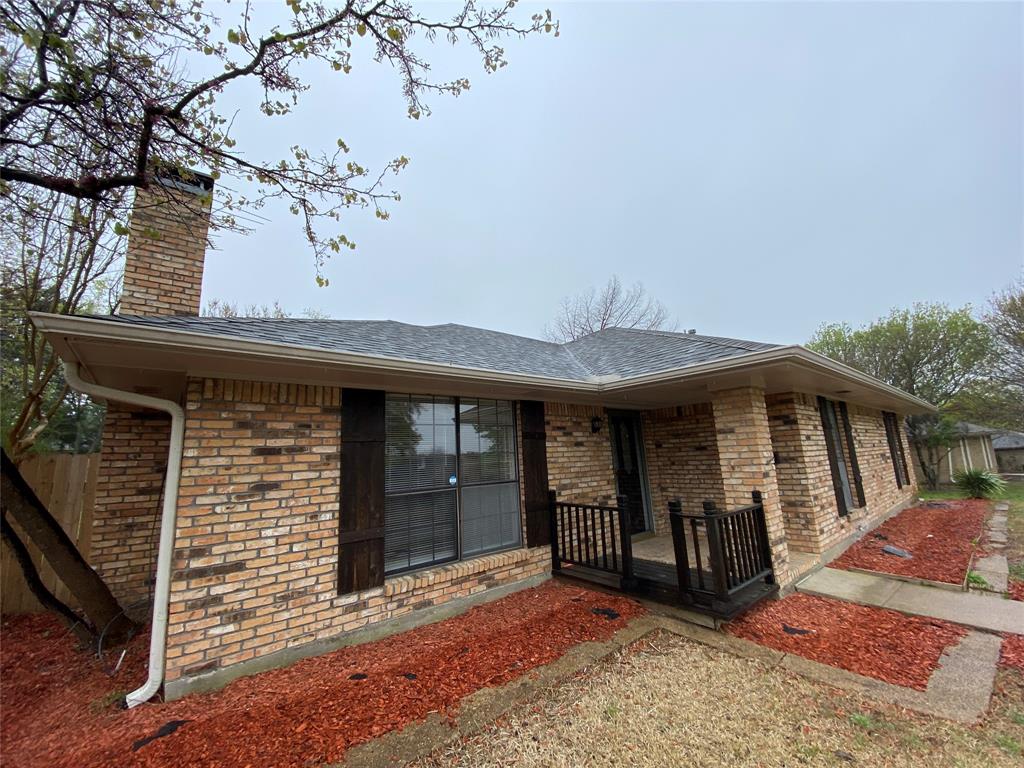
left=384, top=393, right=521, bottom=574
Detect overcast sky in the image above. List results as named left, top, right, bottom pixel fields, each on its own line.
left=201, top=0, right=1023, bottom=344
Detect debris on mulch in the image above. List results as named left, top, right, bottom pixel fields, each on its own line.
left=881, top=544, right=913, bottom=559
left=726, top=594, right=966, bottom=690
left=1000, top=633, right=1024, bottom=672
left=832, top=500, right=989, bottom=584
left=1, top=581, right=643, bottom=768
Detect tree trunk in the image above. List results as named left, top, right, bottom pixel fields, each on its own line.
left=911, top=439, right=939, bottom=490
left=1, top=449, right=136, bottom=644
left=0, top=515, right=94, bottom=644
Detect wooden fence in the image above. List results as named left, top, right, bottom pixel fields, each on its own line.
left=1, top=453, right=100, bottom=614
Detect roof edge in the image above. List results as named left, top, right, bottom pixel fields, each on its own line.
left=29, top=312, right=936, bottom=412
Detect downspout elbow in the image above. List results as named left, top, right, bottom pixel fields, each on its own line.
left=62, top=361, right=185, bottom=708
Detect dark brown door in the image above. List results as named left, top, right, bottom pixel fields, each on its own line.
left=608, top=410, right=650, bottom=534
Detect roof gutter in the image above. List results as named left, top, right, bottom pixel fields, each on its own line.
left=63, top=360, right=184, bottom=708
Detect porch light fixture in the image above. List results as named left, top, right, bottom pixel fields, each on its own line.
left=591, top=416, right=603, bottom=433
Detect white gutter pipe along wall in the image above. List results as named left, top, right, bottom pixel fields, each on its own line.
left=63, top=361, right=185, bottom=708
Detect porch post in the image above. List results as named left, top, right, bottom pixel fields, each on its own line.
left=616, top=494, right=637, bottom=590
left=668, top=499, right=692, bottom=601
left=547, top=489, right=560, bottom=573
left=710, top=386, right=791, bottom=587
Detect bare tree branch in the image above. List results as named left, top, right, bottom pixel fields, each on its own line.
left=545, top=275, right=676, bottom=342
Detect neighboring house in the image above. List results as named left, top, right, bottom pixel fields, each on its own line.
left=913, top=421, right=1000, bottom=484
left=993, top=431, right=1024, bottom=475
left=30, top=172, right=931, bottom=703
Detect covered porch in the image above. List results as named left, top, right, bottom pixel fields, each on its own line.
left=543, top=384, right=794, bottom=619
left=548, top=490, right=779, bottom=619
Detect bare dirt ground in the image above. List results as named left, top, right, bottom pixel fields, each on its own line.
left=412, top=631, right=1024, bottom=768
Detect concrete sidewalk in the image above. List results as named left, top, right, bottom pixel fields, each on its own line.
left=797, top=567, right=1024, bottom=634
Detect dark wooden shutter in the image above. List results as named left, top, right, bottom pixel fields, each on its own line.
left=883, top=412, right=904, bottom=488
left=520, top=400, right=551, bottom=547
left=894, top=416, right=911, bottom=485
left=818, top=396, right=849, bottom=517
left=338, top=388, right=385, bottom=594
left=837, top=401, right=866, bottom=507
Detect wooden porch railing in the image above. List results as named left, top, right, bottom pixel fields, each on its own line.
left=668, top=490, right=775, bottom=609
left=548, top=491, right=636, bottom=589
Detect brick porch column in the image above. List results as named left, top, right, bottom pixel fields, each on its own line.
left=710, top=386, right=791, bottom=587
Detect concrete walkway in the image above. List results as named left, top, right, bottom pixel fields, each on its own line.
left=972, top=503, right=1010, bottom=593
left=797, top=567, right=1024, bottom=634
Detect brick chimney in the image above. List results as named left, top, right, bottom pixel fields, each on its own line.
left=120, top=169, right=215, bottom=316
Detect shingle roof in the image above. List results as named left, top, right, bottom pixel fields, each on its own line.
left=86, top=315, right=780, bottom=382
left=993, top=431, right=1024, bottom=451
left=564, top=327, right=778, bottom=379
left=955, top=421, right=1001, bottom=436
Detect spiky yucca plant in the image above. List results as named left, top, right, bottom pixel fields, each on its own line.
left=952, top=468, right=1007, bottom=499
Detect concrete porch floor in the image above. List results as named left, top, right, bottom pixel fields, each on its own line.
left=630, top=533, right=678, bottom=565
left=632, top=533, right=822, bottom=582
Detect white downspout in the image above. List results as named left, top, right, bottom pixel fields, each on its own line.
left=63, top=361, right=184, bottom=708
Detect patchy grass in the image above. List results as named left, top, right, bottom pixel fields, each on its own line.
left=413, top=632, right=1024, bottom=768
left=968, top=571, right=992, bottom=589
left=919, top=483, right=1024, bottom=504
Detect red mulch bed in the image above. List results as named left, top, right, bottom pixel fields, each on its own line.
left=726, top=594, right=966, bottom=690
left=1001, top=634, right=1024, bottom=672
left=1, top=581, right=643, bottom=768
left=831, top=500, right=989, bottom=585
left=1008, top=580, right=1024, bottom=602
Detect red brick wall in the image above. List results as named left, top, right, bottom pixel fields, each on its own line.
left=642, top=403, right=725, bottom=532
left=544, top=403, right=617, bottom=506
left=120, top=184, right=209, bottom=316
left=765, top=393, right=838, bottom=555
left=711, top=386, right=791, bottom=586
left=765, top=393, right=918, bottom=556
left=165, top=379, right=548, bottom=686
left=91, top=405, right=171, bottom=606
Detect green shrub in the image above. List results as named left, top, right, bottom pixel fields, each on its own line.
left=952, top=468, right=1007, bottom=499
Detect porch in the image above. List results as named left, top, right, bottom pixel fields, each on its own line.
left=548, top=491, right=779, bottom=620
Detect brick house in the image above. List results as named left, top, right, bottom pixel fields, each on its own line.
left=912, top=421, right=1000, bottom=484
left=31, top=172, right=931, bottom=703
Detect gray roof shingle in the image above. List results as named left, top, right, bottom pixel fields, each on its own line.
left=563, top=327, right=778, bottom=379
left=84, top=315, right=780, bottom=382
left=993, top=431, right=1024, bottom=451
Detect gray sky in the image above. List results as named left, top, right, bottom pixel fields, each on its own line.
left=202, top=1, right=1023, bottom=344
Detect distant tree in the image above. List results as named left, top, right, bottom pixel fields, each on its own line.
left=2, top=0, right=559, bottom=280
left=1, top=188, right=124, bottom=462
left=951, top=279, right=1024, bottom=430
left=546, top=276, right=676, bottom=343
left=807, top=303, right=993, bottom=489
left=202, top=299, right=329, bottom=319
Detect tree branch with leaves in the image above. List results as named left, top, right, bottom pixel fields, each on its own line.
left=2, top=0, right=558, bottom=279
left=807, top=302, right=994, bottom=489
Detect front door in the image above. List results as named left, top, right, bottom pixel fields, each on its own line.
left=608, top=410, right=650, bottom=534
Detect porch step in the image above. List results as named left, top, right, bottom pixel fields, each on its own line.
left=553, top=560, right=777, bottom=622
